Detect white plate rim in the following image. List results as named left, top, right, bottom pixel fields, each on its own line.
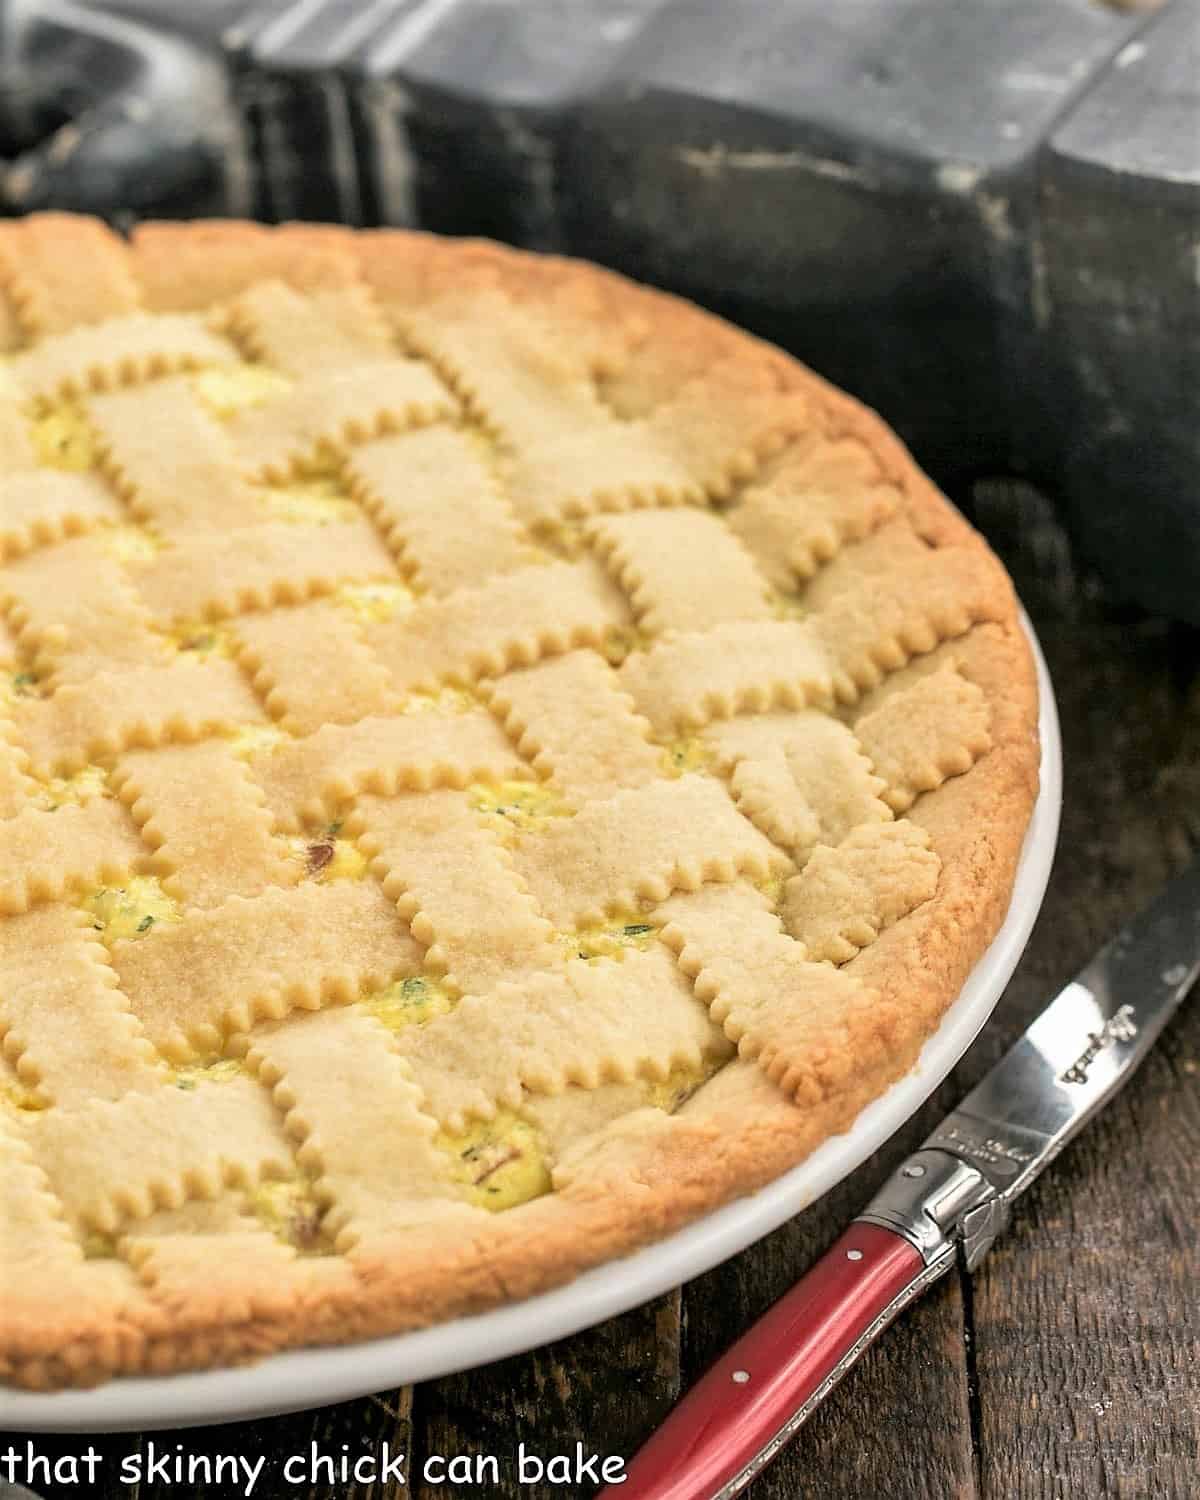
left=2, top=613, right=1061, bottom=1433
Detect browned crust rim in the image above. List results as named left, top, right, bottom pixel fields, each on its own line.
left=0, top=220, right=1040, bottom=1391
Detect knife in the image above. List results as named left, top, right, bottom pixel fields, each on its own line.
left=603, top=857, right=1200, bottom=1500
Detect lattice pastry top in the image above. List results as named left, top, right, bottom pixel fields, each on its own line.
left=0, top=214, right=1038, bottom=1390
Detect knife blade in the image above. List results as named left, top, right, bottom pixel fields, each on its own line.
left=604, top=857, right=1200, bottom=1500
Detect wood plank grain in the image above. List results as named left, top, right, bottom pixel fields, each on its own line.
left=974, top=1001, right=1199, bottom=1500
left=412, top=1291, right=680, bottom=1499
left=966, top=480, right=1200, bottom=1500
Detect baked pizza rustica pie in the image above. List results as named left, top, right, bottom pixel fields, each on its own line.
left=0, top=214, right=1038, bottom=1390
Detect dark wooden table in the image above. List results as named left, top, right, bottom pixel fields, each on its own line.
left=8, top=482, right=1199, bottom=1500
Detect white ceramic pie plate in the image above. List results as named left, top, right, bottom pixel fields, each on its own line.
left=3, top=616, right=1060, bottom=1433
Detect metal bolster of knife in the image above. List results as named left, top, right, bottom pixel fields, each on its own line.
left=857, top=1140, right=1010, bottom=1272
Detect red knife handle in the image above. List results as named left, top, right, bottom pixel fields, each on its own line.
left=605, top=1222, right=949, bottom=1500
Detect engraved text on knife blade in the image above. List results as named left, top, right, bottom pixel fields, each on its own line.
left=925, top=849, right=1199, bottom=1196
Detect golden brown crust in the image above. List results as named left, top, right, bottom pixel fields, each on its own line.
left=0, top=215, right=1038, bottom=1390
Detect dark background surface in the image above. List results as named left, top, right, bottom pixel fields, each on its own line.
left=5, top=479, right=1198, bottom=1498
